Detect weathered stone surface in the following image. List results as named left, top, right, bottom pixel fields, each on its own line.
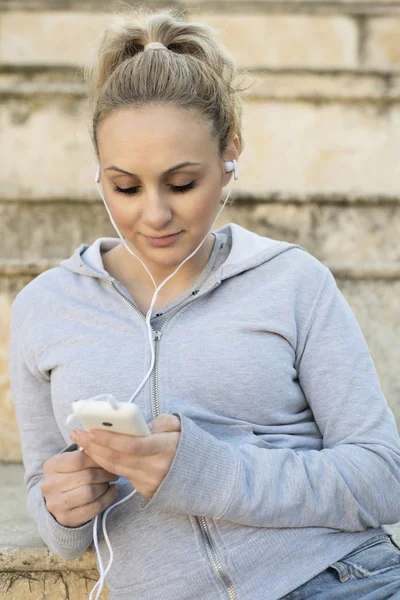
left=0, top=11, right=358, bottom=69
left=248, top=71, right=395, bottom=101
left=0, top=571, right=107, bottom=599
left=0, top=293, right=17, bottom=462
left=1, top=201, right=115, bottom=260
left=336, top=278, right=400, bottom=422
left=3, top=96, right=400, bottom=198
left=387, top=74, right=400, bottom=97
left=218, top=203, right=400, bottom=262
left=240, top=102, right=400, bottom=196
left=0, top=276, right=33, bottom=462
left=308, top=203, right=400, bottom=262
left=4, top=68, right=400, bottom=102
left=0, top=96, right=96, bottom=197
left=2, top=0, right=400, bottom=16
left=2, top=201, right=400, bottom=262
left=188, top=13, right=359, bottom=68
left=365, top=17, right=400, bottom=67
left=0, top=12, right=110, bottom=66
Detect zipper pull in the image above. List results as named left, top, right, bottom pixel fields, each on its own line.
left=153, top=330, right=162, bottom=342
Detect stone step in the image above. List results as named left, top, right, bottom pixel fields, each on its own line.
left=2, top=1, right=400, bottom=17
left=0, top=8, right=400, bottom=71
left=2, top=86, right=400, bottom=198
left=1, top=200, right=400, bottom=264
left=1, top=462, right=399, bottom=599
left=0, top=462, right=107, bottom=599
left=2, top=258, right=400, bottom=279
left=3, top=65, right=400, bottom=101
left=3, top=259, right=400, bottom=279
left=1, top=260, right=400, bottom=461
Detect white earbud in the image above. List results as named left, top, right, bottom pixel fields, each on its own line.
left=224, top=159, right=239, bottom=180
left=95, top=160, right=239, bottom=183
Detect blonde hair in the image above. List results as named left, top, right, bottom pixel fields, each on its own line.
left=83, top=7, right=245, bottom=160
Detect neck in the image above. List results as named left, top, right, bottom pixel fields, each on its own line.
left=119, top=233, right=215, bottom=291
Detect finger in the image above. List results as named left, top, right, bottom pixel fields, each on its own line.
left=149, top=413, right=181, bottom=434
left=50, top=449, right=103, bottom=473
left=84, top=430, right=168, bottom=459
left=53, top=468, right=119, bottom=493
left=79, top=414, right=180, bottom=452
left=82, top=443, right=135, bottom=476
left=83, top=429, right=146, bottom=454
left=45, top=481, right=111, bottom=517
left=57, top=484, right=119, bottom=528
left=71, top=483, right=119, bottom=524
left=64, top=482, right=111, bottom=509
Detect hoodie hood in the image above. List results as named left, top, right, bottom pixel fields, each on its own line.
left=60, top=223, right=304, bottom=282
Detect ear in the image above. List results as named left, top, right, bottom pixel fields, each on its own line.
left=222, top=134, right=240, bottom=186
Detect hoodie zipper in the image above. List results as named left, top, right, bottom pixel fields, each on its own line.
left=110, top=280, right=146, bottom=319
left=109, top=279, right=237, bottom=600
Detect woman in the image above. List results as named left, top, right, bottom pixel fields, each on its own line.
left=8, top=8, right=400, bottom=600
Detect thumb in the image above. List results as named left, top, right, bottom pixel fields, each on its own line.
left=149, top=413, right=181, bottom=434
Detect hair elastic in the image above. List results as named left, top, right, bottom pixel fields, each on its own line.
left=144, top=41, right=168, bottom=51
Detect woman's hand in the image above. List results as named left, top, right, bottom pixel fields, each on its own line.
left=70, top=413, right=181, bottom=500
left=41, top=451, right=119, bottom=528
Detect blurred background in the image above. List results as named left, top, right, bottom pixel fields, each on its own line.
left=1, top=0, right=400, bottom=597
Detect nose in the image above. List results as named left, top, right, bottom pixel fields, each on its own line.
left=140, top=190, right=173, bottom=231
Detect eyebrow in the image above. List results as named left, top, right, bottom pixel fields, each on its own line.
left=104, top=162, right=202, bottom=177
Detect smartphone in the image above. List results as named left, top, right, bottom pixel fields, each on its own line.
left=72, top=394, right=151, bottom=436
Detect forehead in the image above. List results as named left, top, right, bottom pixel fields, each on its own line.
left=97, top=104, right=217, bottom=163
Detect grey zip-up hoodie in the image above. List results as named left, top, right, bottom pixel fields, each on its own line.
left=8, top=223, right=400, bottom=600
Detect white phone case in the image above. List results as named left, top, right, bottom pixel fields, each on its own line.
left=72, top=394, right=151, bottom=436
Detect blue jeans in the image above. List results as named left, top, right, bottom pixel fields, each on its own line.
left=280, top=534, right=400, bottom=599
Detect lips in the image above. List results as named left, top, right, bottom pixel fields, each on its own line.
left=142, top=231, right=183, bottom=247
left=145, top=232, right=180, bottom=239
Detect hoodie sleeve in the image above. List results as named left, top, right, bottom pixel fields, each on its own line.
left=8, top=319, right=94, bottom=560
left=144, top=266, right=400, bottom=531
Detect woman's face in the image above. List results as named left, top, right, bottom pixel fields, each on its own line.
left=97, top=104, right=237, bottom=270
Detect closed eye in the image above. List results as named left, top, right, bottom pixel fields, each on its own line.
left=170, top=181, right=197, bottom=193
left=113, top=181, right=197, bottom=196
